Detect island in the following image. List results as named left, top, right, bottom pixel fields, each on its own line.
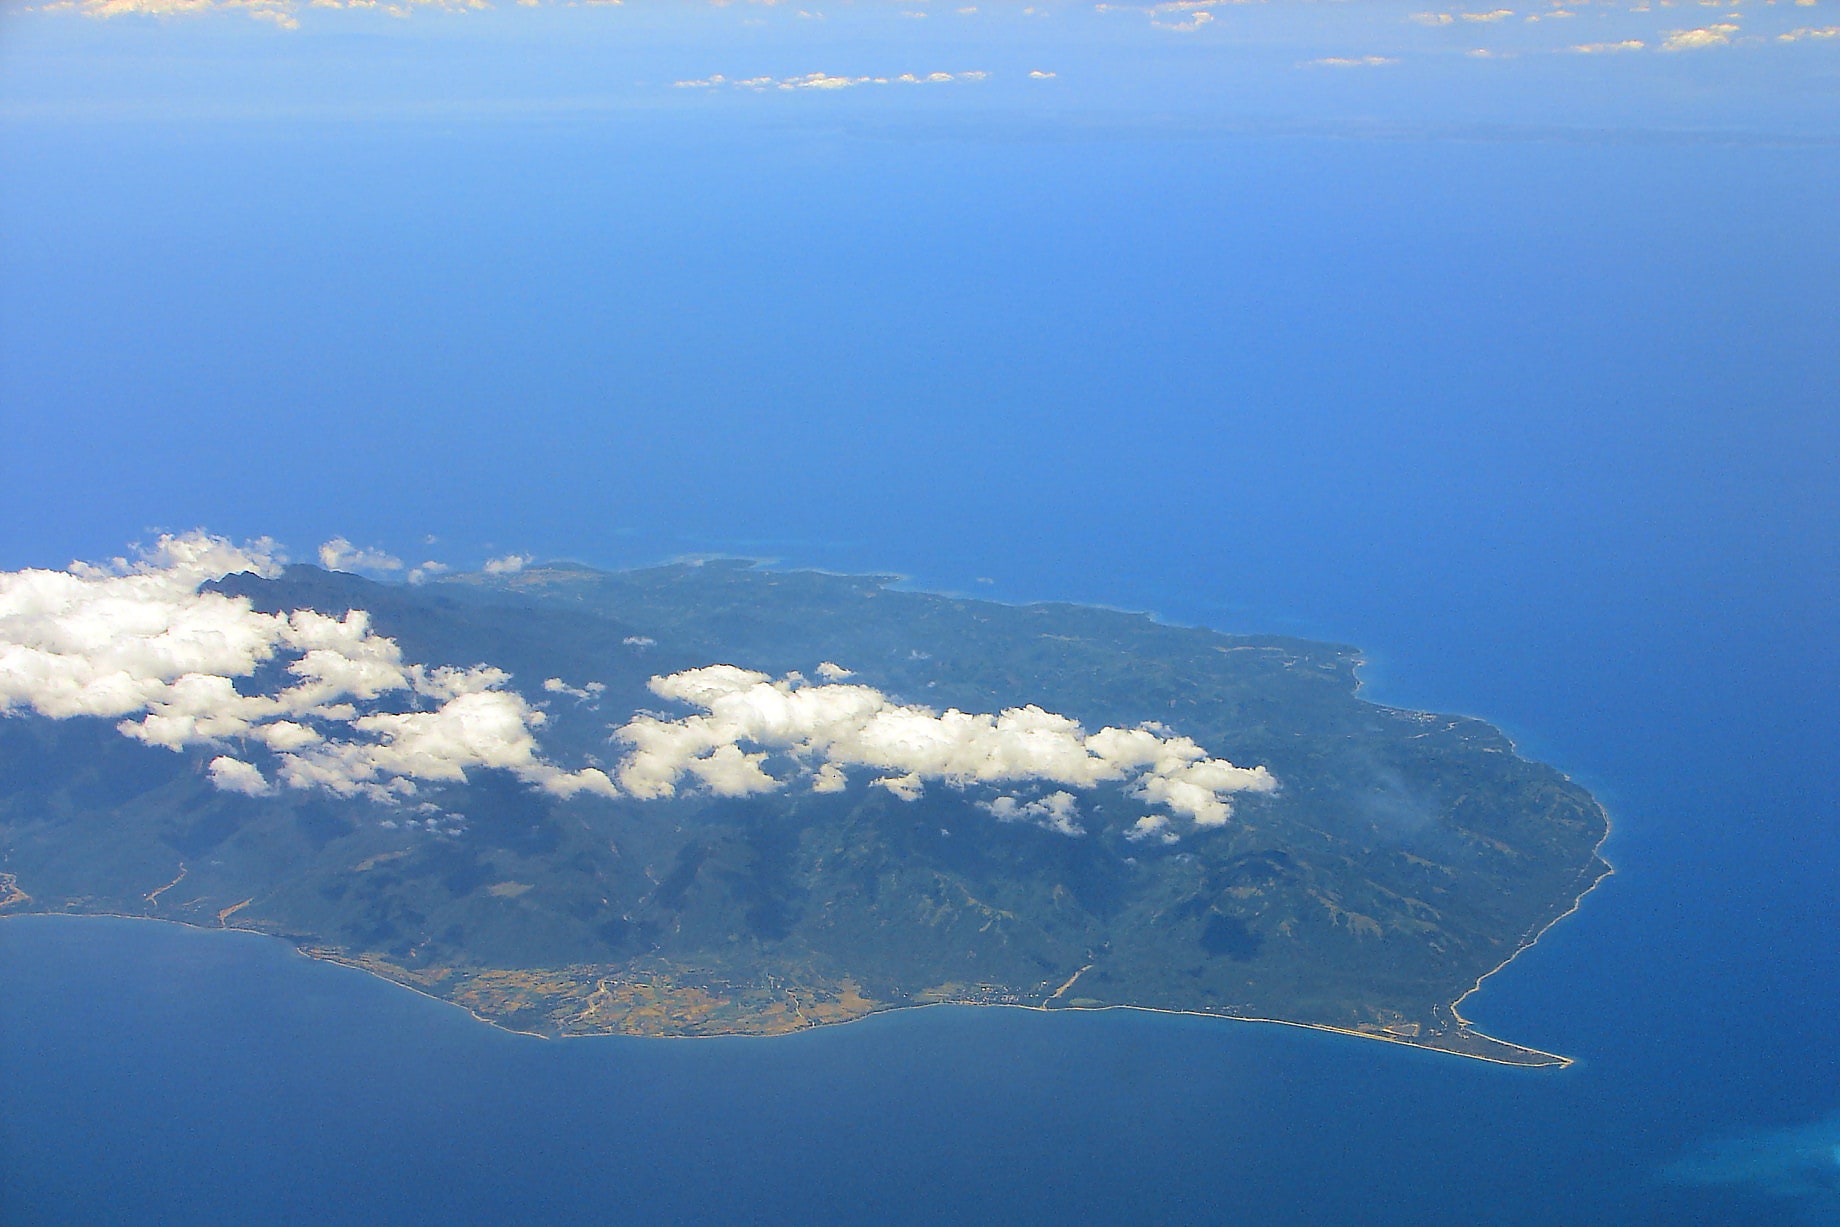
left=0, top=547, right=1611, bottom=1066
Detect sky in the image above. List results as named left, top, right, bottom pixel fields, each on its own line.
left=3, top=0, right=1839, bottom=132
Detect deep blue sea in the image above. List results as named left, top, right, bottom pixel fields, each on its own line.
left=0, top=910, right=1803, bottom=1227
left=3, top=70, right=1839, bottom=1226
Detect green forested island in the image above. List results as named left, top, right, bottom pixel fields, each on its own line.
left=0, top=554, right=1610, bottom=1065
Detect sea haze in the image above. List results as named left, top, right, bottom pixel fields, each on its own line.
left=2, top=3, right=1838, bottom=1224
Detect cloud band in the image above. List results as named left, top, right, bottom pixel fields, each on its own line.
left=2, top=535, right=1275, bottom=839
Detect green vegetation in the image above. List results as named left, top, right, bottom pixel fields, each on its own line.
left=0, top=561, right=1609, bottom=1064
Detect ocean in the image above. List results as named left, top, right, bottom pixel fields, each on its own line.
left=3, top=76, right=1838, bottom=1226
left=0, top=913, right=1800, bottom=1226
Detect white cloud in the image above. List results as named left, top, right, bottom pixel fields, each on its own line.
left=209, top=755, right=272, bottom=795
left=1779, top=26, right=1840, bottom=42
left=543, top=677, right=605, bottom=701
left=407, top=561, right=449, bottom=585
left=58, top=0, right=494, bottom=21
left=1133, top=0, right=1254, bottom=33
left=1303, top=56, right=1400, bottom=67
left=2, top=535, right=1276, bottom=838
left=1660, top=23, right=1739, bottom=51
left=1418, top=7, right=1511, bottom=22
left=790, top=72, right=873, bottom=89
left=1124, top=813, right=1180, bottom=844
left=674, top=70, right=988, bottom=91
left=1153, top=9, right=1211, bottom=32
left=877, top=770, right=925, bottom=801
left=981, top=791, right=1084, bottom=837
left=240, top=7, right=299, bottom=27
left=0, top=533, right=615, bottom=804
left=1572, top=39, right=1645, bottom=53
left=482, top=553, right=532, bottom=575
left=75, top=0, right=297, bottom=21
left=81, top=0, right=214, bottom=11
left=41, top=0, right=1797, bottom=54
left=612, top=665, right=1276, bottom=834
left=318, top=537, right=403, bottom=575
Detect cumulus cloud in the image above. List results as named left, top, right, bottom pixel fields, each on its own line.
left=611, top=665, right=1276, bottom=834
left=2, top=535, right=1275, bottom=839
left=318, top=537, right=403, bottom=575
left=1125, top=813, right=1180, bottom=844
left=0, top=533, right=615, bottom=804
left=482, top=553, right=532, bottom=575
left=1660, top=24, right=1739, bottom=52
left=1573, top=40, right=1644, bottom=53
left=1779, top=26, right=1840, bottom=43
left=209, top=755, right=273, bottom=795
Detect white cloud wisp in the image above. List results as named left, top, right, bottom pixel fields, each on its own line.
left=318, top=536, right=404, bottom=575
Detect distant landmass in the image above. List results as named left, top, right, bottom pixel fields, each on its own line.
left=0, top=546, right=1610, bottom=1065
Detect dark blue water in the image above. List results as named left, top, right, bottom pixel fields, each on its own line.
left=0, top=916, right=1790, bottom=1226
left=3, top=107, right=1838, bottom=1224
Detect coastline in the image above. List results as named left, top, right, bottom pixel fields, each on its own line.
left=1448, top=797, right=1616, bottom=1049
left=0, top=906, right=1584, bottom=1068
left=0, top=564, right=1614, bottom=1074
left=1338, top=651, right=1620, bottom=1065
